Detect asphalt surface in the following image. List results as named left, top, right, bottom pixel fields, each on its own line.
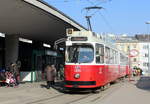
left=0, top=76, right=150, bottom=104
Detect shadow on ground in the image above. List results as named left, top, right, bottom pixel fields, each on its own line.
left=40, top=81, right=94, bottom=94
left=135, top=76, right=150, bottom=91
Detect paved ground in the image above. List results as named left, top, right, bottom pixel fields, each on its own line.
left=92, top=76, right=150, bottom=104
left=0, top=76, right=150, bottom=104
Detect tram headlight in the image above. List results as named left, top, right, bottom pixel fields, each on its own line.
left=74, top=73, right=80, bottom=79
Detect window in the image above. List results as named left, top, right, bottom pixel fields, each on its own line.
left=66, top=44, right=94, bottom=63
left=133, top=44, right=136, bottom=48
left=133, top=58, right=137, bottom=62
left=127, top=46, right=130, bottom=52
left=143, top=45, right=148, bottom=49
left=105, top=47, right=110, bottom=64
left=96, top=44, right=104, bottom=64
left=120, top=44, right=124, bottom=51
left=110, top=49, right=115, bottom=64
left=114, top=51, right=118, bottom=64
left=120, top=53, right=128, bottom=65
left=143, top=62, right=148, bottom=67
left=145, top=53, right=148, bottom=57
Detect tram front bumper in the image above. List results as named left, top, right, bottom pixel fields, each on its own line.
left=65, top=81, right=96, bottom=88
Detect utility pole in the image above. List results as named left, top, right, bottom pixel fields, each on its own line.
left=146, top=21, right=150, bottom=35
left=148, top=44, right=150, bottom=74
left=146, top=21, right=150, bottom=75
left=145, top=21, right=150, bottom=74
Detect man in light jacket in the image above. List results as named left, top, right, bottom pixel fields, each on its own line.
left=45, top=64, right=56, bottom=89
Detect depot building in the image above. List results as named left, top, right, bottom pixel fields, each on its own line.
left=0, top=0, right=86, bottom=82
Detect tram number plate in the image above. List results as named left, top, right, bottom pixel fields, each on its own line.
left=75, top=66, right=81, bottom=72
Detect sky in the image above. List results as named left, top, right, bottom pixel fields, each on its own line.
left=44, top=0, right=150, bottom=35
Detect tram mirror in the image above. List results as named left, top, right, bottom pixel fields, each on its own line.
left=66, top=28, right=74, bottom=36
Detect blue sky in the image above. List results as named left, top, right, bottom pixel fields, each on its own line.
left=44, top=0, right=150, bottom=35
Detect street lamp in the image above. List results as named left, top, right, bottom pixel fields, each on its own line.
left=145, top=21, right=150, bottom=35
left=145, top=21, right=150, bottom=74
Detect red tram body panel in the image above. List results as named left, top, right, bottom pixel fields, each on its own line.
left=65, top=64, right=129, bottom=88
left=65, top=65, right=105, bottom=88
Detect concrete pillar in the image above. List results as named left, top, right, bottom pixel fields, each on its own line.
left=5, top=34, right=19, bottom=67
left=0, top=37, right=5, bottom=68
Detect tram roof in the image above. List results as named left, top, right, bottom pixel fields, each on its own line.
left=0, top=0, right=86, bottom=44
left=67, top=30, right=116, bottom=46
left=66, top=30, right=128, bottom=56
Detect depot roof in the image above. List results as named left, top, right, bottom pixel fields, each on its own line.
left=0, top=0, right=86, bottom=44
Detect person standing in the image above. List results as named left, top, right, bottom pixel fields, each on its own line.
left=12, top=61, right=21, bottom=86
left=15, top=60, right=21, bottom=86
left=51, top=64, right=56, bottom=85
left=45, top=64, right=56, bottom=89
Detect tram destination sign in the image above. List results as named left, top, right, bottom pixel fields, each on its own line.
left=71, top=37, right=87, bottom=41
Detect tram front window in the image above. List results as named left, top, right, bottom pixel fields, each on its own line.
left=66, top=45, right=94, bottom=63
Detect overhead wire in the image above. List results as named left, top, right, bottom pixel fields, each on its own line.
left=85, top=0, right=111, bottom=6
left=46, top=0, right=111, bottom=5
left=46, top=0, right=114, bottom=33
left=98, top=11, right=115, bottom=33
left=85, top=0, right=95, bottom=5
left=83, top=0, right=115, bottom=33
left=95, top=0, right=110, bottom=6
left=46, top=0, right=73, bottom=4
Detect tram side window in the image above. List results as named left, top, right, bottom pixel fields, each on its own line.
left=109, top=49, right=115, bottom=64
left=105, top=47, right=110, bottom=64
left=115, top=51, right=119, bottom=64
left=111, top=50, right=118, bottom=64
left=96, top=44, right=104, bottom=64
left=120, top=54, right=126, bottom=65
left=125, top=57, right=129, bottom=65
left=120, top=54, right=123, bottom=65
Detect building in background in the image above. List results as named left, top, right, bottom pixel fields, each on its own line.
left=115, top=36, right=139, bottom=71
left=115, top=34, right=150, bottom=74
left=135, top=35, right=150, bottom=74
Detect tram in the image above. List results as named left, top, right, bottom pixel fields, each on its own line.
left=64, top=29, right=130, bottom=89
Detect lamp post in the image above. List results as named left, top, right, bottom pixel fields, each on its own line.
left=145, top=21, right=150, bottom=73
left=148, top=44, right=150, bottom=74
left=145, top=21, right=150, bottom=35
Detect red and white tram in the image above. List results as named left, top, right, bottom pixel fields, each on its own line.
left=64, top=29, right=130, bottom=89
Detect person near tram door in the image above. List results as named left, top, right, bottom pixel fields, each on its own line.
left=45, top=64, right=56, bottom=89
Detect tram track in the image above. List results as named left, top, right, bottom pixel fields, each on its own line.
left=69, top=81, right=126, bottom=104
left=26, top=91, right=94, bottom=104
left=26, top=93, right=64, bottom=104
left=89, top=81, right=126, bottom=103
left=26, top=80, right=126, bottom=104
left=66, top=94, right=93, bottom=104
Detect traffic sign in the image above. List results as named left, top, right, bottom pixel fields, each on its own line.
left=129, top=49, right=139, bottom=57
